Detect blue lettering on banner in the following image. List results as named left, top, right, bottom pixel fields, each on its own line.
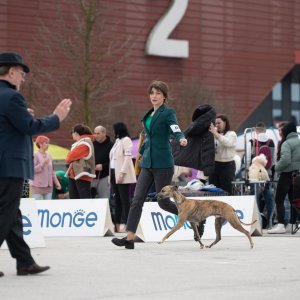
left=38, top=209, right=98, bottom=228
left=152, top=210, right=245, bottom=230
left=22, top=215, right=32, bottom=235
left=151, top=212, right=192, bottom=231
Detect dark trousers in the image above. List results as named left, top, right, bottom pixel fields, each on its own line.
left=275, top=171, right=298, bottom=224
left=209, top=161, right=236, bottom=195
left=69, top=178, right=92, bottom=199
left=0, top=178, right=35, bottom=269
left=110, top=169, right=131, bottom=224
left=126, top=167, right=176, bottom=233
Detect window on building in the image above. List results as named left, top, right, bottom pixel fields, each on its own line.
left=291, top=83, right=300, bottom=102
left=291, top=110, right=300, bottom=124
left=272, top=83, right=282, bottom=101
left=272, top=108, right=282, bottom=118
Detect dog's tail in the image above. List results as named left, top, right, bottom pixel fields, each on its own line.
left=233, top=209, right=257, bottom=226
left=240, top=219, right=257, bottom=226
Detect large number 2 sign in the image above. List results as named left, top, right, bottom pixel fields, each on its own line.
left=145, top=0, right=189, bottom=58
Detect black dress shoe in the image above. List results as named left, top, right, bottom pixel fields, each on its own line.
left=111, top=237, right=134, bottom=249
left=0, top=271, right=4, bottom=277
left=17, top=263, right=50, bottom=276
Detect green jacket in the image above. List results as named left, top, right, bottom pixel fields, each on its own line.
left=275, top=132, right=300, bottom=173
left=139, top=104, right=185, bottom=168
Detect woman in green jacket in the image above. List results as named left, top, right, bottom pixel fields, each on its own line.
left=112, top=80, right=187, bottom=249
left=268, top=122, right=300, bottom=234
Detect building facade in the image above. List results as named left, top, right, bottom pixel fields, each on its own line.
left=1, top=0, right=300, bottom=145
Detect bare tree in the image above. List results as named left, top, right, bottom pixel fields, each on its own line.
left=25, top=0, right=133, bottom=129
left=171, top=77, right=232, bottom=129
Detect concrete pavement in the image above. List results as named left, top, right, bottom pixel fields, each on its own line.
left=1, top=232, right=300, bottom=300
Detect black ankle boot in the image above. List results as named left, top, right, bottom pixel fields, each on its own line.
left=111, top=237, right=134, bottom=249
left=0, top=271, right=4, bottom=277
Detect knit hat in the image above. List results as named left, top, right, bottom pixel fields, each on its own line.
left=35, top=135, right=50, bottom=147
left=281, top=122, right=297, bottom=138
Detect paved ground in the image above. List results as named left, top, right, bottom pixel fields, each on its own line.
left=1, top=231, right=300, bottom=300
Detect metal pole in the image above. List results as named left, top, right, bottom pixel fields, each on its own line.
left=244, top=127, right=254, bottom=181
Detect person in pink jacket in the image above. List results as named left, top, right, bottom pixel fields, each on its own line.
left=110, top=122, right=136, bottom=232
left=30, top=135, right=61, bottom=200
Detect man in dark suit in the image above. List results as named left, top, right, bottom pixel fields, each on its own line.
left=0, top=52, right=72, bottom=277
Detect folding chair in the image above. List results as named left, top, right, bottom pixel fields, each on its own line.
left=291, top=172, right=300, bottom=234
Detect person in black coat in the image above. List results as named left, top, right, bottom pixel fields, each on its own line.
left=0, top=52, right=72, bottom=277
left=172, top=104, right=216, bottom=177
left=92, top=125, right=113, bottom=198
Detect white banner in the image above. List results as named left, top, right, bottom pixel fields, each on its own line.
left=135, top=195, right=261, bottom=242
left=1, top=198, right=45, bottom=250
left=36, top=198, right=114, bottom=237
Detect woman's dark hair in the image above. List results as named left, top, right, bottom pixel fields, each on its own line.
left=281, top=121, right=297, bottom=139
left=72, top=124, right=92, bottom=136
left=276, top=121, right=289, bottom=161
left=147, top=80, right=169, bottom=102
left=113, top=122, right=130, bottom=139
left=216, top=114, right=231, bottom=134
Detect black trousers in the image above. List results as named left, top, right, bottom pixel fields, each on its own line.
left=126, top=167, right=176, bottom=233
left=0, top=178, right=35, bottom=269
left=68, top=178, right=92, bottom=199
left=209, top=161, right=236, bottom=195
left=275, top=171, right=298, bottom=224
left=110, top=169, right=131, bottom=224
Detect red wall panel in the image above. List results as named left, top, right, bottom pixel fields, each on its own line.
left=0, top=0, right=300, bottom=146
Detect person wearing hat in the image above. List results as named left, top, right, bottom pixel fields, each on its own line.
left=0, top=52, right=72, bottom=277
left=30, top=135, right=61, bottom=200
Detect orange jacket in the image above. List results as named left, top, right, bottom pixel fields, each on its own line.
left=66, top=134, right=94, bottom=182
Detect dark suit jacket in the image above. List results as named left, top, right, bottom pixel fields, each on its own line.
left=139, top=104, right=184, bottom=168
left=0, top=80, right=60, bottom=180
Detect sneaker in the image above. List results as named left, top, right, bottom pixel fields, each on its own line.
left=267, top=223, right=286, bottom=234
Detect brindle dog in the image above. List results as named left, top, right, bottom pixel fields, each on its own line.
left=156, top=185, right=256, bottom=249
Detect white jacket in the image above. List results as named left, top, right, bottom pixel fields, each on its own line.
left=215, top=131, right=237, bottom=162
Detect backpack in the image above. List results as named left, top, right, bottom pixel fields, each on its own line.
left=255, top=139, right=272, bottom=169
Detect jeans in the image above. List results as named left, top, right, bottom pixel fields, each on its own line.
left=91, top=176, right=110, bottom=198
left=126, top=167, right=176, bottom=233
left=32, top=192, right=52, bottom=200
left=256, top=182, right=275, bottom=228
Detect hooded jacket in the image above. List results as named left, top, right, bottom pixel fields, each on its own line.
left=172, top=104, right=216, bottom=176
left=275, top=132, right=300, bottom=173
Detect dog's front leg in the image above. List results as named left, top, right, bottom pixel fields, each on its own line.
left=190, top=222, right=204, bottom=249
left=158, top=218, right=185, bottom=244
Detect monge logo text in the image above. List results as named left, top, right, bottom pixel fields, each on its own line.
left=151, top=212, right=192, bottom=231
left=38, top=209, right=98, bottom=228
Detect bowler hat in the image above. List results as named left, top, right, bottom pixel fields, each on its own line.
left=0, top=52, right=30, bottom=73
